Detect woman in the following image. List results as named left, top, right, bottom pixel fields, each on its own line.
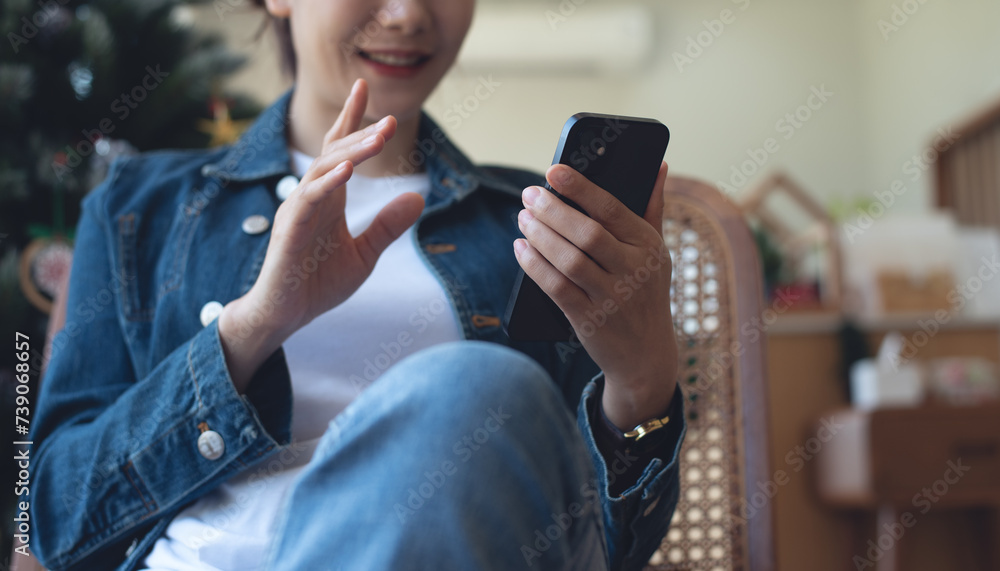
left=31, top=1, right=685, bottom=569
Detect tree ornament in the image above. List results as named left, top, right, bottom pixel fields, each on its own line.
left=197, top=97, right=253, bottom=147
left=18, top=237, right=73, bottom=314
left=68, top=61, right=95, bottom=100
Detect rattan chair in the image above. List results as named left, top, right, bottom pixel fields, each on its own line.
left=645, top=177, right=775, bottom=571
left=14, top=177, right=774, bottom=571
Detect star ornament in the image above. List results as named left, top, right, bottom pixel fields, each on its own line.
left=197, top=99, right=253, bottom=147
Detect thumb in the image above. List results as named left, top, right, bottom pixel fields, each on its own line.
left=354, top=192, right=425, bottom=268
left=643, top=161, right=669, bottom=231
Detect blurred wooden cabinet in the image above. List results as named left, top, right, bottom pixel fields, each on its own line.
left=813, top=406, right=1000, bottom=571
left=764, top=313, right=1000, bottom=571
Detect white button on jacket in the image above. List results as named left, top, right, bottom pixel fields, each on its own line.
left=276, top=174, right=299, bottom=201
left=197, top=430, right=225, bottom=460
left=199, top=301, right=224, bottom=327
left=241, top=214, right=271, bottom=235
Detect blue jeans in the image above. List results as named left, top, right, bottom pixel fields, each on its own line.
left=263, top=341, right=609, bottom=570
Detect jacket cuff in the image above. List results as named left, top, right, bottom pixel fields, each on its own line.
left=589, top=379, right=683, bottom=497
left=130, top=320, right=293, bottom=507
left=578, top=372, right=686, bottom=570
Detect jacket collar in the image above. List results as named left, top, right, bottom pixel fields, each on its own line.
left=200, top=89, right=296, bottom=183
left=201, top=88, right=522, bottom=202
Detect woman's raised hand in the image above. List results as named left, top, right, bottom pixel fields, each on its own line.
left=219, top=79, right=425, bottom=392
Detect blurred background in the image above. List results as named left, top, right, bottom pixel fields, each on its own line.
left=2, top=0, right=999, bottom=569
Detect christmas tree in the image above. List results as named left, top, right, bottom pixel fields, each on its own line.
left=1, top=0, right=262, bottom=293
left=1, top=0, right=263, bottom=561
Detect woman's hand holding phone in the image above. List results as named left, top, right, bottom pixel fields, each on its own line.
left=514, top=162, right=679, bottom=431
left=219, top=79, right=425, bottom=393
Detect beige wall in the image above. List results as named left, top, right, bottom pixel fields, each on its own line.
left=431, top=0, right=871, bottom=203
left=857, top=0, right=1000, bottom=212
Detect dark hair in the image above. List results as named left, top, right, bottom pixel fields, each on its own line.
left=252, top=0, right=296, bottom=78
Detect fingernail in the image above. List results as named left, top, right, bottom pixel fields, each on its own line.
left=553, top=167, right=571, bottom=186
left=518, top=209, right=533, bottom=226
left=377, top=116, right=390, bottom=127
left=522, top=186, right=539, bottom=206
left=363, top=134, right=379, bottom=146
left=335, top=161, right=350, bottom=173
left=513, top=239, right=527, bottom=256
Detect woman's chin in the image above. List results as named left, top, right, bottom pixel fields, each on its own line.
left=364, top=99, right=425, bottom=125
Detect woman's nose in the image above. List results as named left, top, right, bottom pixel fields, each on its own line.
left=375, top=0, right=431, bottom=36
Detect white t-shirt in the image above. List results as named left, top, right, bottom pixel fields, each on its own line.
left=141, top=150, right=463, bottom=570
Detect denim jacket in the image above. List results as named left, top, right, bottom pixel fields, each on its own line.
left=30, top=90, right=685, bottom=571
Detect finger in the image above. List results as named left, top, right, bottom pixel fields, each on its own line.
left=642, top=162, right=668, bottom=232
left=296, top=160, right=353, bottom=209
left=513, top=238, right=589, bottom=314
left=546, top=164, right=655, bottom=246
left=276, top=160, right=353, bottom=254
left=517, top=207, right=606, bottom=296
left=518, top=207, right=605, bottom=294
left=305, top=116, right=397, bottom=182
left=354, top=192, right=425, bottom=269
left=326, top=78, right=369, bottom=145
left=521, top=185, right=617, bottom=271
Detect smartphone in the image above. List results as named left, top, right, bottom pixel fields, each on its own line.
left=502, top=113, right=670, bottom=342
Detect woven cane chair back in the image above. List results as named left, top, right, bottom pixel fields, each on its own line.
left=646, top=177, right=775, bottom=571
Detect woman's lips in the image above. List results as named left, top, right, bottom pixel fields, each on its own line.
left=356, top=49, right=432, bottom=78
